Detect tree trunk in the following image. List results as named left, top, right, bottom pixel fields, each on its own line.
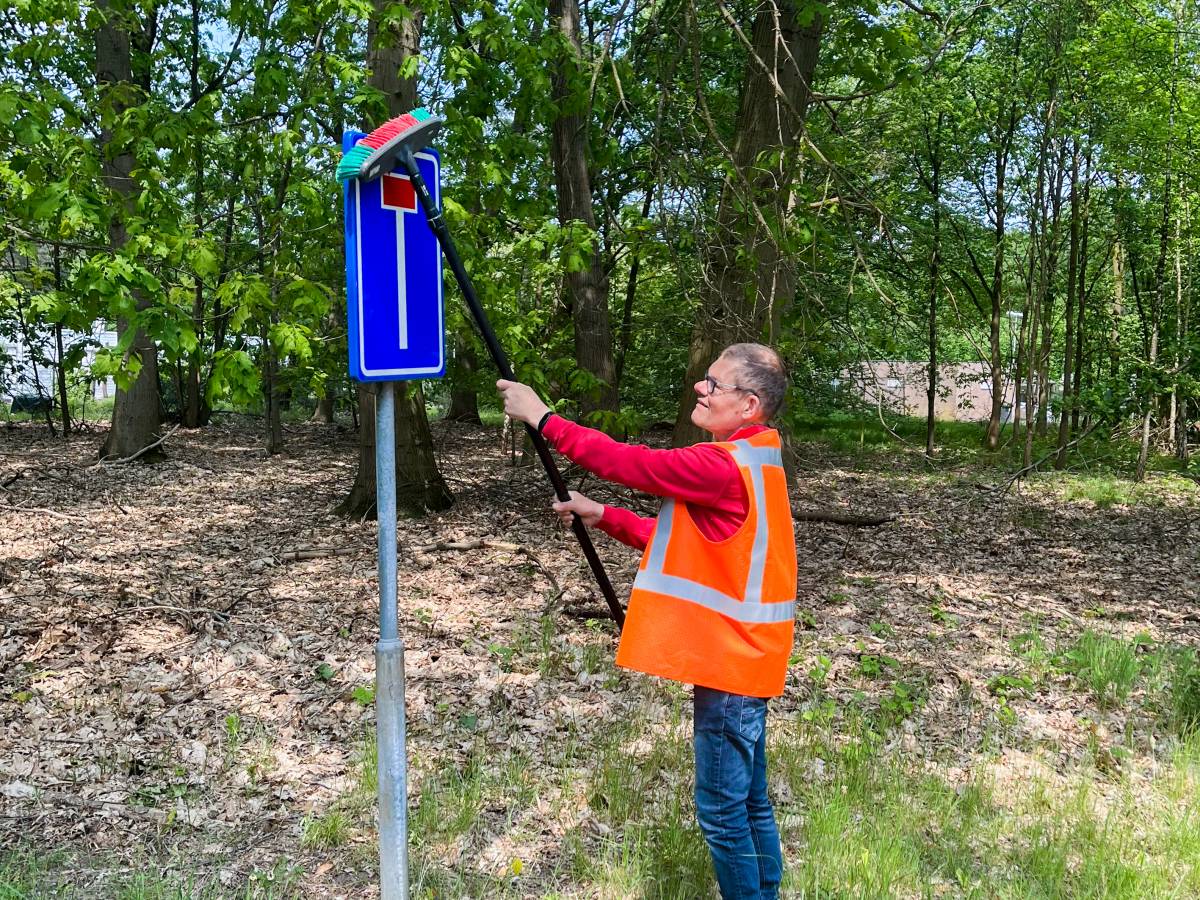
left=615, top=187, right=656, bottom=395
left=183, top=0, right=207, bottom=430
left=672, top=0, right=822, bottom=446
left=925, top=112, right=943, bottom=458
left=1136, top=182, right=1173, bottom=481
left=53, top=246, right=70, bottom=437
left=1035, top=139, right=1067, bottom=440
left=1177, top=196, right=1191, bottom=466
left=338, top=384, right=380, bottom=518
left=984, top=111, right=1018, bottom=451
left=548, top=0, right=618, bottom=429
left=445, top=325, right=481, bottom=424
left=264, top=320, right=283, bottom=455
left=97, top=0, right=162, bottom=462
left=1070, top=150, right=1092, bottom=435
left=340, top=0, right=452, bottom=518
left=1110, top=242, right=1124, bottom=385
left=1055, top=144, right=1080, bottom=469
left=311, top=394, right=336, bottom=424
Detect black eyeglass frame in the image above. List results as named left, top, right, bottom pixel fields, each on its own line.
left=703, top=372, right=759, bottom=398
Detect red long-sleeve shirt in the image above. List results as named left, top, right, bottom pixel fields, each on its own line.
left=542, top=415, right=769, bottom=550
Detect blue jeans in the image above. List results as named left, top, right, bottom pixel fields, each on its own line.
left=693, top=685, right=783, bottom=899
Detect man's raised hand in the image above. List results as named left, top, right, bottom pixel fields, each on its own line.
left=496, top=379, right=551, bottom=427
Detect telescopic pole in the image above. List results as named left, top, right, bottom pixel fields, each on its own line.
left=396, top=146, right=625, bottom=630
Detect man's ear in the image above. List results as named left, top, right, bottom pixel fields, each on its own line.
left=743, top=393, right=763, bottom=422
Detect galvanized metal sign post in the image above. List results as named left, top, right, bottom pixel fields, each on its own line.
left=342, top=129, right=445, bottom=900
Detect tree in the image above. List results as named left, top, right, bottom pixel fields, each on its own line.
left=672, top=0, right=822, bottom=445
left=548, top=0, right=619, bottom=428
left=96, top=0, right=163, bottom=461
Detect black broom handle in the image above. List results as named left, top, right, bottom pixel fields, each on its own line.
left=398, top=148, right=626, bottom=630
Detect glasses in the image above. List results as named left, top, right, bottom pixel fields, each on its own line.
left=703, top=372, right=758, bottom=398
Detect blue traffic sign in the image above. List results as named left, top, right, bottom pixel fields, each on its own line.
left=344, top=130, right=445, bottom=381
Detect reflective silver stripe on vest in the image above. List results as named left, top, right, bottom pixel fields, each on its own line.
left=634, top=437, right=795, bottom=624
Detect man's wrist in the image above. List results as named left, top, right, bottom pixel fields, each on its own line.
left=536, top=410, right=554, bottom=433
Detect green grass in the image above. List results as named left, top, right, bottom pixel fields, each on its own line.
left=300, top=809, right=351, bottom=849
left=567, top=706, right=713, bottom=898
left=774, top=719, right=1200, bottom=898
left=9, top=707, right=1200, bottom=897
left=789, top=412, right=1195, bottom=482
left=790, top=412, right=992, bottom=457
left=0, top=853, right=302, bottom=899
left=1061, top=630, right=1143, bottom=710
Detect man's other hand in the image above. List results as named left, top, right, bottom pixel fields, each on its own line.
left=552, top=491, right=604, bottom=528
left=496, top=379, right=551, bottom=427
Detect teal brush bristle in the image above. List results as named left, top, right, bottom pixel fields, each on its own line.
left=339, top=109, right=442, bottom=182
left=336, top=142, right=371, bottom=181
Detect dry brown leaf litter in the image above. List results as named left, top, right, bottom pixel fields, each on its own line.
left=1, top=420, right=1198, bottom=896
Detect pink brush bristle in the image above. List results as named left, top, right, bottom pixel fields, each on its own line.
left=337, top=108, right=437, bottom=181
left=363, top=114, right=418, bottom=147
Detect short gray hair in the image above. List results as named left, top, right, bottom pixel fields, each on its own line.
left=721, top=343, right=788, bottom=420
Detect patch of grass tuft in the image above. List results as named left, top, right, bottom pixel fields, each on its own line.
left=1061, top=630, right=1141, bottom=709
left=301, top=809, right=350, bottom=849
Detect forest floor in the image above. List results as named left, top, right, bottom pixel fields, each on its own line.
left=2, top=416, right=1200, bottom=898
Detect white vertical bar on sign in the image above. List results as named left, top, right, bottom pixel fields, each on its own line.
left=396, top=203, right=408, bottom=350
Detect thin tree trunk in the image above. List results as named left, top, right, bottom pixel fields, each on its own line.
left=925, top=112, right=943, bottom=458
left=183, top=0, right=205, bottom=429
left=1137, top=14, right=1179, bottom=482
left=53, top=245, right=70, bottom=436
left=339, top=383, right=379, bottom=517
left=1013, top=309, right=1026, bottom=443
left=1071, top=150, right=1092, bottom=435
left=1136, top=182, right=1172, bottom=481
left=615, top=187, right=656, bottom=395
left=1056, top=144, right=1080, bottom=468
left=985, top=110, right=1018, bottom=451
left=1177, top=195, right=1192, bottom=466
left=1111, top=242, right=1124, bottom=385
left=1036, top=139, right=1067, bottom=440
left=264, top=319, right=283, bottom=455
left=549, top=0, right=618, bottom=428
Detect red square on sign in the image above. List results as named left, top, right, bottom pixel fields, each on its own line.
left=381, top=173, right=416, bottom=212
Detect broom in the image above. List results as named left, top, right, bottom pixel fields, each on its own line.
left=338, top=109, right=626, bottom=630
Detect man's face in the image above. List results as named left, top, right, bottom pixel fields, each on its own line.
left=689, top=355, right=759, bottom=439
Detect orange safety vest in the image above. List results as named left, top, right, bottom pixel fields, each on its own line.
left=614, top=429, right=797, bottom=697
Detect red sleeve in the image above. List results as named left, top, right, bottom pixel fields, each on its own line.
left=596, top=505, right=655, bottom=550
left=542, top=415, right=743, bottom=513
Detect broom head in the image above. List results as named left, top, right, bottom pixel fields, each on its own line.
left=336, top=108, right=444, bottom=182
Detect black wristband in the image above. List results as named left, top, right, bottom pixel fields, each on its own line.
left=536, top=410, right=553, bottom=434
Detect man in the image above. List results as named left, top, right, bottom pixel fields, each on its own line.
left=497, top=342, right=797, bottom=900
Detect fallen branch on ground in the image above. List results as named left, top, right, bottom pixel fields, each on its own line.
left=94, top=424, right=180, bottom=465
left=792, top=508, right=895, bottom=527
left=0, top=502, right=86, bottom=522
left=275, top=547, right=360, bottom=562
